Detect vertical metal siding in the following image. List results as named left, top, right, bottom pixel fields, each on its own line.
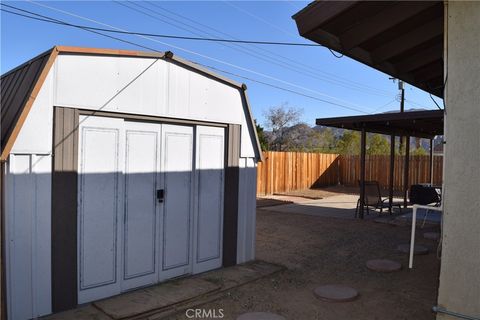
left=51, top=107, right=79, bottom=312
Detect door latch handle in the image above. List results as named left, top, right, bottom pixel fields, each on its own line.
left=156, top=189, right=165, bottom=203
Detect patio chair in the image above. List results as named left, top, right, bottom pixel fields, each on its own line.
left=355, top=180, right=402, bottom=217
left=409, top=184, right=441, bottom=206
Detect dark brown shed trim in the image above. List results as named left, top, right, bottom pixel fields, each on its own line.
left=222, top=124, right=241, bottom=267
left=51, top=107, right=79, bottom=312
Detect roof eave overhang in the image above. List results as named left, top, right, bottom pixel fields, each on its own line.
left=316, top=110, right=444, bottom=139
left=293, top=1, right=445, bottom=98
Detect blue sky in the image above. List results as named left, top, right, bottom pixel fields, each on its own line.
left=1, top=1, right=442, bottom=126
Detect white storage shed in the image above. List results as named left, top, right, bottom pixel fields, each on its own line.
left=0, top=46, right=262, bottom=319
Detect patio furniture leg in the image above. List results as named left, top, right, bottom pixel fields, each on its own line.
left=355, top=199, right=360, bottom=218
left=409, top=206, right=418, bottom=269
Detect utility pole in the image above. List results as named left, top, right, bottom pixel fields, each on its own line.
left=390, top=78, right=406, bottom=151
left=399, top=80, right=405, bottom=112
left=391, top=79, right=410, bottom=208
left=398, top=80, right=405, bottom=153
left=389, top=78, right=405, bottom=112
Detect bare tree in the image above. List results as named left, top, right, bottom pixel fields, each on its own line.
left=263, top=103, right=303, bottom=151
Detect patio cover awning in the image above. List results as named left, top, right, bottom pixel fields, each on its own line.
left=293, top=1, right=444, bottom=97
left=316, top=110, right=444, bottom=139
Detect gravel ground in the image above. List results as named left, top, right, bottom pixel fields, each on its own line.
left=169, top=207, right=440, bottom=320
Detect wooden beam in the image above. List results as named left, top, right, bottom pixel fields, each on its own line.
left=359, top=127, right=366, bottom=219
left=293, top=1, right=358, bottom=35
left=341, top=1, right=436, bottom=50
left=395, top=43, right=443, bottom=73
left=403, top=136, right=410, bottom=208
left=411, top=60, right=443, bottom=82
left=371, top=17, right=443, bottom=63
left=389, top=135, right=395, bottom=214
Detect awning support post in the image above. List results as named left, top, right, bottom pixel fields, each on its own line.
left=389, top=135, right=395, bottom=213
left=403, top=136, right=410, bottom=208
left=359, top=127, right=366, bottom=219
left=429, top=139, right=434, bottom=185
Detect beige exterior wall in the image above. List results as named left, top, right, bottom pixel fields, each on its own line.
left=437, top=1, right=480, bottom=319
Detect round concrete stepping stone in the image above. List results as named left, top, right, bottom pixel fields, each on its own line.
left=237, top=312, right=286, bottom=320
left=423, top=232, right=441, bottom=241
left=366, top=259, right=402, bottom=272
left=314, top=284, right=359, bottom=302
left=397, top=243, right=429, bottom=255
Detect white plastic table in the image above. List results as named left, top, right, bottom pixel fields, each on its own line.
left=409, top=204, right=443, bottom=269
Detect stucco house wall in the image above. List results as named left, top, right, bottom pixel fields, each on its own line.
left=437, top=1, right=480, bottom=319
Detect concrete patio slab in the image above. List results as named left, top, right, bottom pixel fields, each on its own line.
left=42, top=305, right=112, bottom=320
left=94, top=278, right=221, bottom=319
left=237, top=312, right=286, bottom=320
left=147, top=261, right=285, bottom=320
left=63, top=260, right=285, bottom=320
left=199, top=260, right=284, bottom=289
left=259, top=195, right=358, bottom=219
left=259, top=194, right=405, bottom=220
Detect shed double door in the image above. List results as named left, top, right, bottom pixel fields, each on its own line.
left=77, top=116, right=225, bottom=304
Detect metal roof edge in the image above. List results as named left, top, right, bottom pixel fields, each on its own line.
left=1, top=47, right=54, bottom=79
left=164, top=51, right=243, bottom=89
left=241, top=85, right=264, bottom=162
left=1, top=45, right=257, bottom=161
left=1, top=47, right=59, bottom=160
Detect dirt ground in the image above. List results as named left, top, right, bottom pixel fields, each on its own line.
left=169, top=206, right=441, bottom=320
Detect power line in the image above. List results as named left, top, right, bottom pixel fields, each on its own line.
left=140, top=1, right=389, bottom=97
left=3, top=1, right=431, bottom=109
left=205, top=65, right=366, bottom=113
left=370, top=99, right=397, bottom=114
left=16, top=1, right=371, bottom=111
left=223, top=1, right=347, bottom=61
left=116, top=0, right=387, bottom=101
left=0, top=7, right=161, bottom=53
left=3, top=2, right=427, bottom=114
left=1, top=3, right=368, bottom=114
left=1, top=3, right=320, bottom=47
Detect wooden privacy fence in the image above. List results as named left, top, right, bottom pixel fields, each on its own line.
left=257, top=151, right=340, bottom=195
left=338, top=155, right=443, bottom=190
left=256, top=151, right=443, bottom=195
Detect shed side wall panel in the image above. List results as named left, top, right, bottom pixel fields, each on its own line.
left=11, top=68, right=54, bottom=154
left=5, top=154, right=52, bottom=319
left=236, top=157, right=257, bottom=264
left=6, top=64, right=55, bottom=320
